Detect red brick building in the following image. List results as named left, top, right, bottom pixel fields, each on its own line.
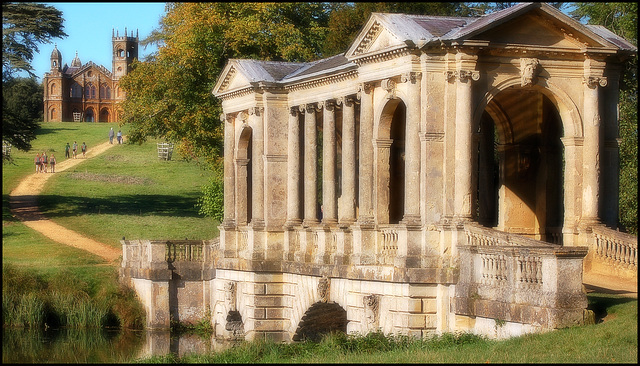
left=43, top=28, right=138, bottom=122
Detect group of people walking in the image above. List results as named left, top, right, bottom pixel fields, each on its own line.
left=63, top=141, right=87, bottom=159
left=34, top=152, right=56, bottom=173
left=109, top=127, right=124, bottom=144
left=35, top=127, right=123, bottom=175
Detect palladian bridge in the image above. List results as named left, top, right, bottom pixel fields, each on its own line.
left=120, top=3, right=637, bottom=341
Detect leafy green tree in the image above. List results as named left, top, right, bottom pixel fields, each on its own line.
left=2, top=77, right=43, bottom=153
left=2, top=2, right=66, bottom=156
left=571, top=3, right=637, bottom=234
left=2, top=2, right=67, bottom=81
left=119, top=3, right=333, bottom=166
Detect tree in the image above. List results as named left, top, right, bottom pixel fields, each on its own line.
left=2, top=2, right=67, bottom=81
left=2, top=2, right=66, bottom=155
left=2, top=77, right=43, bottom=152
left=571, top=3, right=638, bottom=234
left=119, top=3, right=333, bottom=167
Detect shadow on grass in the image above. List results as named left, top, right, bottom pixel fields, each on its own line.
left=37, top=193, right=204, bottom=218
left=587, top=293, right=637, bottom=323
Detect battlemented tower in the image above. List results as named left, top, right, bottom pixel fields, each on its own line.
left=112, top=27, right=139, bottom=79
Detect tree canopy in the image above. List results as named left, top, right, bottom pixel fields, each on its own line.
left=2, top=2, right=67, bottom=81
left=2, top=2, right=66, bottom=154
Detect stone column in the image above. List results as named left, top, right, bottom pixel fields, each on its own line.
left=286, top=107, right=302, bottom=226
left=222, top=113, right=235, bottom=228
left=453, top=53, right=479, bottom=221
left=402, top=72, right=422, bottom=226
left=357, top=83, right=374, bottom=225
left=581, top=64, right=606, bottom=226
left=250, top=106, right=265, bottom=228
left=322, top=100, right=337, bottom=225
left=303, top=103, right=319, bottom=226
left=339, top=96, right=357, bottom=224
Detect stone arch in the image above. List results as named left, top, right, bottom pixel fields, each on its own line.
left=236, top=123, right=253, bottom=225
left=84, top=107, right=95, bottom=122
left=375, top=97, right=407, bottom=224
left=292, top=301, right=348, bottom=342
left=474, top=77, right=570, bottom=242
left=99, top=108, right=110, bottom=122
left=49, top=107, right=57, bottom=122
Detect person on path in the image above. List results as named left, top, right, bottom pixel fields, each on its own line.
left=42, top=152, right=48, bottom=173
left=116, top=130, right=123, bottom=144
left=81, top=142, right=87, bottom=158
left=50, top=154, right=56, bottom=173
left=72, top=141, right=78, bottom=159
left=65, top=142, right=71, bottom=159
left=109, top=127, right=115, bottom=144
left=35, top=153, right=41, bottom=173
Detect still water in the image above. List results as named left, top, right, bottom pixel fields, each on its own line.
left=3, top=328, right=230, bottom=363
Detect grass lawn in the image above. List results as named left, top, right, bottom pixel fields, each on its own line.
left=3, top=121, right=217, bottom=272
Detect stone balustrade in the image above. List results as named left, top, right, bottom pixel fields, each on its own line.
left=591, top=225, right=637, bottom=271
left=454, top=223, right=589, bottom=331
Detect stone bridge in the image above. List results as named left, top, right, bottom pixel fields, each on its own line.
left=119, top=223, right=635, bottom=340
left=120, top=4, right=636, bottom=341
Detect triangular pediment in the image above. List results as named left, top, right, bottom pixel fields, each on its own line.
left=470, top=10, right=601, bottom=49
left=457, top=3, right=622, bottom=51
left=213, top=62, right=251, bottom=95
left=347, top=20, right=405, bottom=58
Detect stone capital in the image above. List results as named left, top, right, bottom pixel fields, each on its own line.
left=401, top=71, right=422, bottom=84
left=236, top=110, right=249, bottom=122
left=248, top=106, right=264, bottom=116
left=337, top=95, right=357, bottom=107
left=583, top=75, right=608, bottom=88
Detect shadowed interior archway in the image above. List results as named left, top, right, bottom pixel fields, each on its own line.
left=292, top=302, right=348, bottom=342
left=476, top=86, right=564, bottom=243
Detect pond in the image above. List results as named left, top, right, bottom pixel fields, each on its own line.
left=2, top=328, right=230, bottom=363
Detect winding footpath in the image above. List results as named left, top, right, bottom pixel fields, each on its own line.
left=9, top=140, right=122, bottom=263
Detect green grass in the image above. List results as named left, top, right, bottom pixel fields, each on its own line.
left=3, top=122, right=213, bottom=330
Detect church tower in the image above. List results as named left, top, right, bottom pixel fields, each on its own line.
left=112, top=27, right=138, bottom=79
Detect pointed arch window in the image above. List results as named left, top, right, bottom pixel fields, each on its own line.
left=70, top=83, right=82, bottom=98
left=85, top=83, right=96, bottom=99
left=100, top=84, right=111, bottom=99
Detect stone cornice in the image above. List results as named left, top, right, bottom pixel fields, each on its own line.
left=285, top=70, right=358, bottom=92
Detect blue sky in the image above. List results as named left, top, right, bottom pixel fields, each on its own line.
left=28, top=2, right=166, bottom=81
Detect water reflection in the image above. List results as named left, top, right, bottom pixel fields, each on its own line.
left=3, top=328, right=233, bottom=363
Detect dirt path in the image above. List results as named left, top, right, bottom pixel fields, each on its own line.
left=9, top=140, right=122, bottom=263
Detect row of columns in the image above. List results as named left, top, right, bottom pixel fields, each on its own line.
left=286, top=97, right=359, bottom=227
left=221, top=55, right=606, bottom=231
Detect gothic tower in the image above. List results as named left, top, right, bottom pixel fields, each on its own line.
left=112, top=27, right=138, bottom=79
left=50, top=44, right=62, bottom=71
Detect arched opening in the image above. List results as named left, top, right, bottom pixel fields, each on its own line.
left=100, top=108, right=110, bottom=122
left=476, top=87, right=564, bottom=243
left=84, top=108, right=94, bottom=122
left=292, top=302, right=348, bottom=342
left=49, top=108, right=57, bottom=121
left=377, top=99, right=406, bottom=225
left=237, top=126, right=253, bottom=225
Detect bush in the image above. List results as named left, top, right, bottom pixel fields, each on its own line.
left=196, top=170, right=224, bottom=222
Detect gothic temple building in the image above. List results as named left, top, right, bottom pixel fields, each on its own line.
left=42, top=28, right=138, bottom=123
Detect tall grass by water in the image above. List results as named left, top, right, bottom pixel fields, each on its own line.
left=2, top=264, right=144, bottom=329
